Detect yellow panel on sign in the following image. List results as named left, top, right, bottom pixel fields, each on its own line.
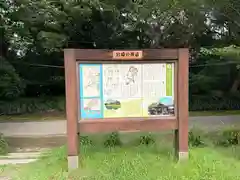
left=112, top=51, right=143, bottom=60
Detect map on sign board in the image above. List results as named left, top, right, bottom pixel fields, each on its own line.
left=79, top=63, right=174, bottom=119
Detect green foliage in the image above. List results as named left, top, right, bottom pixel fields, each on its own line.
left=1, top=0, right=240, bottom=114
left=188, top=130, right=205, bottom=147
left=190, top=47, right=240, bottom=95
left=80, top=136, right=93, bottom=146
left=103, top=132, right=122, bottom=147
left=217, top=129, right=240, bottom=147
left=189, top=95, right=240, bottom=111
left=0, top=97, right=65, bottom=115
left=0, top=59, right=25, bottom=100
left=207, top=0, right=240, bottom=44
left=0, top=133, right=8, bottom=155
left=138, top=134, right=155, bottom=145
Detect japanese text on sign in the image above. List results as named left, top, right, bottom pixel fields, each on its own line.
left=112, top=51, right=143, bottom=60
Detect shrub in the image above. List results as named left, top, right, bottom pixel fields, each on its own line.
left=216, top=128, right=240, bottom=147
left=0, top=133, right=8, bottom=155
left=188, top=130, right=205, bottom=147
left=189, top=95, right=240, bottom=111
left=0, top=97, right=65, bottom=115
left=80, top=136, right=93, bottom=146
left=103, top=132, right=122, bottom=147
left=0, top=59, right=25, bottom=100
left=138, top=134, right=155, bottom=145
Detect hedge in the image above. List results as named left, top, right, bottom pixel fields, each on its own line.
left=0, top=97, right=65, bottom=115
left=189, top=95, right=240, bottom=111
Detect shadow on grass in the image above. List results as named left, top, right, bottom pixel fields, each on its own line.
left=16, top=134, right=175, bottom=180
left=7, top=129, right=240, bottom=180
left=79, top=131, right=175, bottom=158
left=189, top=127, right=240, bottom=162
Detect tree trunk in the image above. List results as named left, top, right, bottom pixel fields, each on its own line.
left=230, top=80, right=240, bottom=93
left=0, top=28, right=9, bottom=59
left=230, top=70, right=240, bottom=93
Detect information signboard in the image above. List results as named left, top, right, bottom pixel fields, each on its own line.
left=64, top=49, right=189, bottom=170
left=79, top=63, right=175, bottom=119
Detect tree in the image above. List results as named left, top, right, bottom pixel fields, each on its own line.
left=206, top=0, right=240, bottom=45
left=0, top=58, right=25, bottom=100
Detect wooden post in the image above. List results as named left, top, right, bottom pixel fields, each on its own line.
left=64, top=49, right=79, bottom=170
left=175, top=48, right=189, bottom=160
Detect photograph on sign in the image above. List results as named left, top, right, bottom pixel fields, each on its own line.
left=79, top=63, right=175, bottom=119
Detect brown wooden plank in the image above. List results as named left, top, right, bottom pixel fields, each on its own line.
left=176, top=48, right=189, bottom=153
left=112, top=50, right=143, bottom=60
left=143, top=49, right=178, bottom=60
left=64, top=49, right=79, bottom=156
left=73, top=49, right=178, bottom=61
left=78, top=118, right=177, bottom=134
left=174, top=61, right=178, bottom=118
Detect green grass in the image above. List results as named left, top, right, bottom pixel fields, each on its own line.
left=1, top=110, right=240, bottom=122
left=2, top=133, right=240, bottom=180
left=0, top=165, right=6, bottom=172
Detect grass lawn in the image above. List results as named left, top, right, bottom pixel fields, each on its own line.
left=1, top=110, right=240, bottom=122
left=2, top=133, right=240, bottom=180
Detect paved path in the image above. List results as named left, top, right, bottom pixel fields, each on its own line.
left=0, top=120, right=66, bottom=137
left=0, top=152, right=47, bottom=165
left=0, top=116, right=240, bottom=137
left=190, top=115, right=240, bottom=129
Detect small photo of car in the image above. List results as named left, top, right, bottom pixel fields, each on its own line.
left=148, top=96, right=174, bottom=115
left=104, top=99, right=121, bottom=110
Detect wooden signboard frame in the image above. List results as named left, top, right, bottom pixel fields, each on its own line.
left=64, top=48, right=189, bottom=170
